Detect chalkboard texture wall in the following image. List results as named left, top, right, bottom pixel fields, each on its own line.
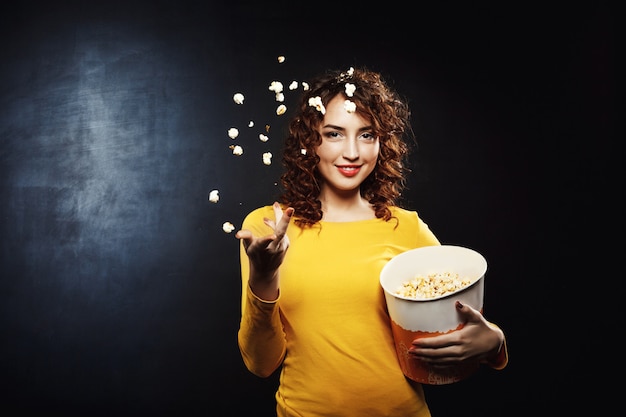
left=0, top=1, right=616, bottom=416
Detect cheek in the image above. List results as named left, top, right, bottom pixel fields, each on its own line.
left=314, top=143, right=338, bottom=160
left=364, top=143, right=381, bottom=160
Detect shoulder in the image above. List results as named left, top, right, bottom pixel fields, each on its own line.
left=242, top=205, right=274, bottom=224
left=389, top=206, right=419, bottom=222
left=242, top=204, right=305, bottom=236
left=390, top=206, right=435, bottom=223
left=243, top=205, right=274, bottom=220
left=240, top=205, right=276, bottom=234
left=389, top=206, right=440, bottom=245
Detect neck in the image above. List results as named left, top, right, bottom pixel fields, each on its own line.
left=318, top=188, right=375, bottom=222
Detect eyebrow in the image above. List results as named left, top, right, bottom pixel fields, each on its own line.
left=320, top=124, right=373, bottom=132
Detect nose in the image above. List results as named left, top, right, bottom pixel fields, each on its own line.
left=342, top=137, right=359, bottom=160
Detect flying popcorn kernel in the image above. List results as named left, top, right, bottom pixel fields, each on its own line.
left=344, top=100, right=356, bottom=113
left=259, top=133, right=269, bottom=142
left=222, top=221, right=235, bottom=233
left=345, top=83, right=356, bottom=97
left=230, top=144, right=243, bottom=155
left=228, top=127, right=239, bottom=139
left=277, top=55, right=285, bottom=63
left=269, top=81, right=283, bottom=93
left=263, top=152, right=272, bottom=165
left=233, top=93, right=244, bottom=104
left=302, top=82, right=310, bottom=91
left=208, top=189, right=219, bottom=203
left=275, top=92, right=285, bottom=102
left=289, top=81, right=298, bottom=90
left=248, top=121, right=254, bottom=127
left=276, top=104, right=287, bottom=115
left=308, top=96, right=326, bottom=114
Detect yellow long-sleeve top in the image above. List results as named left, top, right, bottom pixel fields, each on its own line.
left=238, top=205, right=507, bottom=417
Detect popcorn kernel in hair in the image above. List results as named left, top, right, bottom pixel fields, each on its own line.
left=308, top=96, right=326, bottom=114
left=345, top=83, right=356, bottom=97
left=344, top=100, right=356, bottom=113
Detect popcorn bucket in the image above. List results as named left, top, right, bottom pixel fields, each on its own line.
left=380, top=245, right=487, bottom=384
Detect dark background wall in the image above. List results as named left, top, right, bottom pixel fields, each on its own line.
left=0, top=1, right=617, bottom=416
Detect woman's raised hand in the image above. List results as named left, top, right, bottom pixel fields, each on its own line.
left=235, top=202, right=294, bottom=299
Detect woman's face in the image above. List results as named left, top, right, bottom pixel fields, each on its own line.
left=315, top=94, right=380, bottom=194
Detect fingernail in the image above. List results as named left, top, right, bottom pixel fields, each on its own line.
left=456, top=301, right=463, bottom=309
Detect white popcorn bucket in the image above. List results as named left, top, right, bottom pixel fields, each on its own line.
left=380, top=245, right=487, bottom=384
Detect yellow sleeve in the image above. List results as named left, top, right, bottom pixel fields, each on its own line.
left=237, top=285, right=287, bottom=377
left=485, top=337, right=509, bottom=370
left=236, top=207, right=287, bottom=378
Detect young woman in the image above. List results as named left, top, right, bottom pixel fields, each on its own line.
left=235, top=67, right=508, bottom=416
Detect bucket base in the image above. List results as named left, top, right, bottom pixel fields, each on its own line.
left=391, top=321, right=479, bottom=384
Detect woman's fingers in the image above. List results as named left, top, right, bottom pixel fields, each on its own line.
left=237, top=203, right=294, bottom=255
left=235, top=229, right=252, bottom=240
left=272, top=201, right=283, bottom=223
left=272, top=202, right=294, bottom=241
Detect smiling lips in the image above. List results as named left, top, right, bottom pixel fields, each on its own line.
left=336, top=165, right=361, bottom=177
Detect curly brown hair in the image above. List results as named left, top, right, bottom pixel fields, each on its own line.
left=278, top=67, right=414, bottom=228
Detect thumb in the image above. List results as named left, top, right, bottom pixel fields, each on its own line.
left=455, top=300, right=482, bottom=323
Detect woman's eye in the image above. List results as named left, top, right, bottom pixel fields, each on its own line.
left=360, top=132, right=376, bottom=141
left=324, top=131, right=343, bottom=140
